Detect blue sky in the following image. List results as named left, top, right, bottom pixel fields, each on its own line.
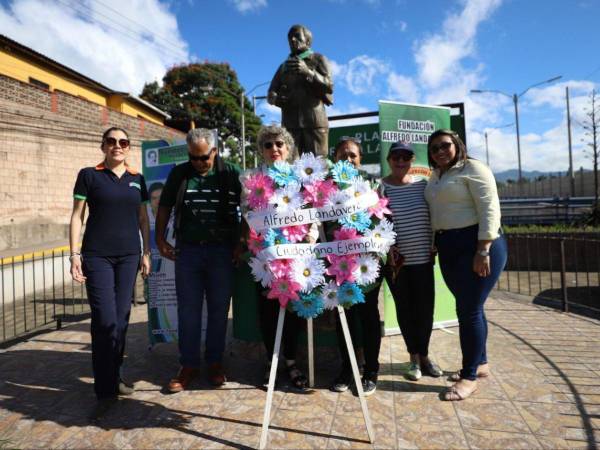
left=1, top=0, right=599, bottom=172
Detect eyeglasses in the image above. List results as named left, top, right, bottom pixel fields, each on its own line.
left=264, top=141, right=285, bottom=150
left=430, top=141, right=452, bottom=154
left=389, top=153, right=413, bottom=162
left=104, top=137, right=130, bottom=148
left=188, top=149, right=214, bottom=162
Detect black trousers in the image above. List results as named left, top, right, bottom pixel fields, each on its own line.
left=386, top=262, right=435, bottom=356
left=256, top=284, right=303, bottom=361
left=335, top=284, right=382, bottom=375
left=82, top=254, right=139, bottom=399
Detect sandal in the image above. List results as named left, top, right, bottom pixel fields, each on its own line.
left=442, top=383, right=478, bottom=401
left=286, top=364, right=308, bottom=391
left=448, top=368, right=490, bottom=382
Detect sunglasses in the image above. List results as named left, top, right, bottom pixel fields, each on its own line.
left=339, top=136, right=361, bottom=144
left=430, top=141, right=453, bottom=154
left=389, top=153, right=413, bottom=162
left=188, top=148, right=214, bottom=162
left=104, top=137, right=130, bottom=148
left=264, top=141, right=285, bottom=150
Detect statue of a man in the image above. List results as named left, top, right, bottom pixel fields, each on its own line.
left=268, top=24, right=333, bottom=157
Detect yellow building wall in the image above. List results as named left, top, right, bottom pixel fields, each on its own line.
left=0, top=49, right=107, bottom=105
left=0, top=49, right=165, bottom=124
left=121, top=101, right=164, bottom=125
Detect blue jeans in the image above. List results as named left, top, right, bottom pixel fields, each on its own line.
left=83, top=254, right=139, bottom=399
left=175, top=241, right=233, bottom=367
left=435, top=225, right=507, bottom=380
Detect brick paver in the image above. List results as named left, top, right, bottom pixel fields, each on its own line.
left=0, top=291, right=597, bottom=449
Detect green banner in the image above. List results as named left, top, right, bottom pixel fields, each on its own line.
left=328, top=123, right=380, bottom=165
left=378, top=101, right=451, bottom=177
left=377, top=101, right=457, bottom=332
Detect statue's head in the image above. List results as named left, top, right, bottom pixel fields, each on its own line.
left=287, top=24, right=312, bottom=54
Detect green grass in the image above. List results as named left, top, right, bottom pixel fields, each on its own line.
left=503, top=224, right=600, bottom=234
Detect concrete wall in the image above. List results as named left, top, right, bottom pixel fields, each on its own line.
left=0, top=75, right=184, bottom=251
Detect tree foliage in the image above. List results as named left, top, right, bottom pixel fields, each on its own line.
left=140, top=63, right=262, bottom=165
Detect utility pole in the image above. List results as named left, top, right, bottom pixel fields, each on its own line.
left=484, top=131, right=490, bottom=167
left=566, top=86, right=575, bottom=197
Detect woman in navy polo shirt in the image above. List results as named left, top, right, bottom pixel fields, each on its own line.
left=69, top=127, right=151, bottom=413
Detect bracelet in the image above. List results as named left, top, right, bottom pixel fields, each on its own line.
left=143, top=250, right=151, bottom=256
left=69, top=253, right=81, bottom=261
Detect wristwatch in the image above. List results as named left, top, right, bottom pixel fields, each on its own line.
left=477, top=250, right=490, bottom=257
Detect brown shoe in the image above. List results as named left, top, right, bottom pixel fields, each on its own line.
left=167, top=367, right=198, bottom=393
left=207, top=362, right=227, bottom=387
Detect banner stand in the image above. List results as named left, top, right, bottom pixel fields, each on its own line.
left=258, top=306, right=374, bottom=449
left=337, top=305, right=375, bottom=443
left=307, top=319, right=315, bottom=387
left=259, top=307, right=286, bottom=450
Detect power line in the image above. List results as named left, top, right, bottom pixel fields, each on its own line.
left=87, top=0, right=187, bottom=54
left=54, top=0, right=186, bottom=61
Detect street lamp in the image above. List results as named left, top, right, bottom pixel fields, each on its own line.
left=471, top=75, right=562, bottom=188
left=478, top=123, right=513, bottom=169
left=201, top=81, right=269, bottom=169
left=241, top=82, right=271, bottom=169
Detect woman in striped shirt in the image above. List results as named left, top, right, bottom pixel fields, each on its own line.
left=382, top=141, right=443, bottom=381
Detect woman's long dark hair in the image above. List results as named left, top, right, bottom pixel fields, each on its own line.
left=427, top=129, right=467, bottom=169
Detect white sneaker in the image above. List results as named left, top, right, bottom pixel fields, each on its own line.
left=406, top=362, right=422, bottom=381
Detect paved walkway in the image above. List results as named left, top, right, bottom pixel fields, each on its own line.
left=0, top=291, right=598, bottom=449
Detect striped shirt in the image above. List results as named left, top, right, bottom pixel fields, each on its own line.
left=381, top=177, right=432, bottom=265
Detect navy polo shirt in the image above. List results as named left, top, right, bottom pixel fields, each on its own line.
left=74, top=163, right=148, bottom=257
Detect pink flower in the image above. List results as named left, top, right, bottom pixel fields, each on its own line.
left=334, top=227, right=359, bottom=241
left=247, top=229, right=264, bottom=255
left=326, top=255, right=358, bottom=285
left=267, top=275, right=301, bottom=307
left=244, top=173, right=275, bottom=210
left=368, top=195, right=392, bottom=219
left=303, top=180, right=337, bottom=207
left=281, top=224, right=309, bottom=243
left=269, top=259, right=291, bottom=278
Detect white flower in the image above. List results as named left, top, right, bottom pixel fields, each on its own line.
left=326, top=189, right=351, bottom=207
left=291, top=256, right=326, bottom=293
left=364, top=218, right=396, bottom=252
left=353, top=254, right=380, bottom=286
left=248, top=254, right=273, bottom=287
left=268, top=182, right=304, bottom=213
left=293, top=153, right=328, bottom=184
left=321, top=280, right=340, bottom=310
left=346, top=178, right=371, bottom=200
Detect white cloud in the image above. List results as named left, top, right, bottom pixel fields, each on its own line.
left=331, top=55, right=391, bottom=95
left=386, top=72, right=419, bottom=103
left=0, top=0, right=189, bottom=94
left=414, top=0, right=502, bottom=89
left=229, top=0, right=267, bottom=13
left=256, top=101, right=281, bottom=125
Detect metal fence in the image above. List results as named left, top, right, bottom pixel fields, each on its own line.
left=497, top=233, right=600, bottom=314
left=0, top=249, right=88, bottom=345
left=500, top=197, right=595, bottom=225
left=0, top=248, right=144, bottom=345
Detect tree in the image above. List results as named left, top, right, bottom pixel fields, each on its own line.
left=140, top=63, right=262, bottom=166
left=579, top=89, right=600, bottom=225
left=582, top=89, right=599, bottom=206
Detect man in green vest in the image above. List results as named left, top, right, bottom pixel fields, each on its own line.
left=155, top=128, right=242, bottom=392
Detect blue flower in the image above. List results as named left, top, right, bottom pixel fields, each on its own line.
left=331, top=160, right=358, bottom=185
left=263, top=229, right=289, bottom=247
left=291, top=292, right=325, bottom=319
left=268, top=161, right=298, bottom=186
left=337, top=282, right=365, bottom=308
left=339, top=211, right=372, bottom=232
